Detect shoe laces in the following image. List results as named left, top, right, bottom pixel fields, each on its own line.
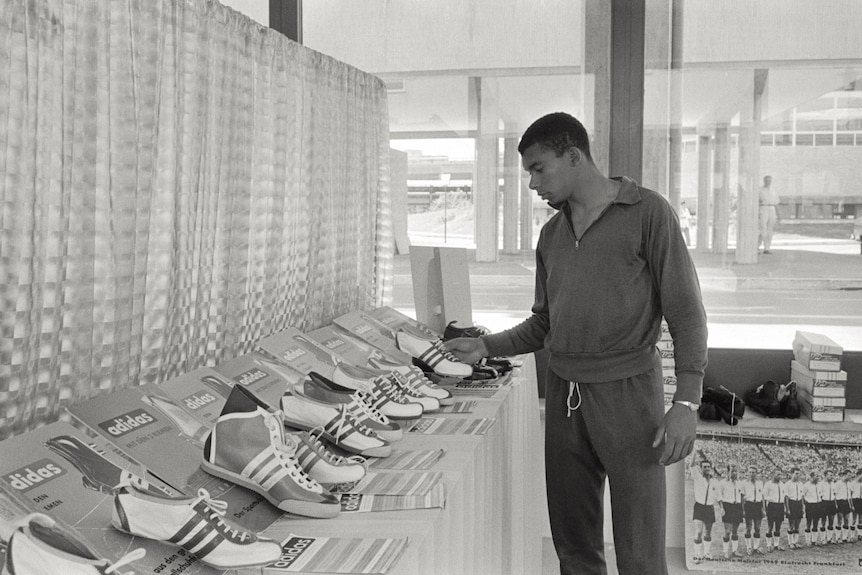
left=373, top=375, right=410, bottom=404
left=332, top=405, right=377, bottom=440
left=191, top=489, right=250, bottom=543
left=431, top=338, right=463, bottom=362
left=304, top=428, right=367, bottom=470
left=349, top=390, right=387, bottom=423
left=391, top=371, right=424, bottom=398
left=266, top=410, right=322, bottom=491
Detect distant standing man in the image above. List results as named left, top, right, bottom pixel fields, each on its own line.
left=719, top=464, right=745, bottom=559
left=763, top=470, right=786, bottom=552
left=741, top=465, right=765, bottom=554
left=691, top=458, right=719, bottom=562
left=803, top=471, right=822, bottom=545
left=442, top=112, right=709, bottom=575
left=758, top=175, right=779, bottom=254
left=783, top=467, right=805, bottom=549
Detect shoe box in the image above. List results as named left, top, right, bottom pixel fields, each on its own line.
left=0, top=421, right=222, bottom=575
left=792, top=330, right=843, bottom=371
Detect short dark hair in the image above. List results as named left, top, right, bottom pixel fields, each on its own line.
left=518, top=112, right=593, bottom=161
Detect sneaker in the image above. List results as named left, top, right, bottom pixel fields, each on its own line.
left=443, top=320, right=489, bottom=341
left=395, top=326, right=473, bottom=378
left=302, top=372, right=403, bottom=441
left=2, top=513, right=145, bottom=575
left=201, top=385, right=340, bottom=518
left=45, top=435, right=173, bottom=497
left=280, top=390, right=391, bottom=458
left=368, top=357, right=454, bottom=406
left=384, top=371, right=440, bottom=412
left=290, top=428, right=367, bottom=486
left=332, top=363, right=423, bottom=420
left=112, top=485, right=282, bottom=569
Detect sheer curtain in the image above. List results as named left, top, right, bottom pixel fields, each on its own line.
left=0, top=0, right=392, bottom=438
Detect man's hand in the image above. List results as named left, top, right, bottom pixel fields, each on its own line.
left=652, top=403, right=697, bottom=466
left=439, top=337, right=489, bottom=365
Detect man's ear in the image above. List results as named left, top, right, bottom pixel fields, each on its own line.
left=568, top=147, right=581, bottom=165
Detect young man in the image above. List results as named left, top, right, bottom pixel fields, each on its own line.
left=802, top=471, right=822, bottom=545
left=783, top=466, right=805, bottom=549
left=442, top=112, right=708, bottom=574
left=691, top=459, right=718, bottom=562
left=850, top=468, right=862, bottom=541
left=719, top=464, right=745, bottom=559
left=741, top=465, right=765, bottom=554
left=763, top=470, right=786, bottom=552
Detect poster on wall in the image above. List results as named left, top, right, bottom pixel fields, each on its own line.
left=685, top=422, right=862, bottom=573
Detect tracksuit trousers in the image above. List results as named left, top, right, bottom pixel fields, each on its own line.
left=544, top=359, right=668, bottom=575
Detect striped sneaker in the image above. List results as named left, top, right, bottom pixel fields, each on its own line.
left=290, top=428, right=367, bottom=486
left=201, top=385, right=340, bottom=519
left=303, top=372, right=403, bottom=441
left=368, top=357, right=454, bottom=406
left=2, top=513, right=145, bottom=575
left=112, top=485, right=282, bottom=570
left=395, top=327, right=473, bottom=378
left=332, top=363, right=423, bottom=420
left=280, top=391, right=391, bottom=458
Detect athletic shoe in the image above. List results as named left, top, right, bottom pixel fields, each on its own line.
left=201, top=385, right=340, bottom=519
left=112, top=484, right=282, bottom=570
left=395, top=326, right=473, bottom=378
left=332, top=363, right=423, bottom=420
left=45, top=435, right=173, bottom=497
left=2, top=513, right=145, bottom=575
left=443, top=320, right=489, bottom=340
left=289, top=428, right=367, bottom=486
left=302, top=372, right=403, bottom=442
left=280, top=390, right=391, bottom=458
left=367, top=357, right=454, bottom=406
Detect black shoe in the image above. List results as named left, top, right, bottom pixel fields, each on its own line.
left=779, top=381, right=801, bottom=419
left=701, top=387, right=745, bottom=419
left=443, top=320, right=489, bottom=341
left=746, top=380, right=781, bottom=417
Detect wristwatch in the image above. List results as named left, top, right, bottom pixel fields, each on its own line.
left=673, top=400, right=699, bottom=412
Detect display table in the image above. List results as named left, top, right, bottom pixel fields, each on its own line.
left=259, top=356, right=546, bottom=575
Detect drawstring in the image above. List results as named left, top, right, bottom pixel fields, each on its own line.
left=566, top=381, right=581, bottom=417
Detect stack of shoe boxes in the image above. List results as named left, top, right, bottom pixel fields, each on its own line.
left=660, top=320, right=676, bottom=409
left=791, top=330, right=846, bottom=423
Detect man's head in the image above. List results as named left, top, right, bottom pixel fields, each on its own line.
left=518, top=113, right=596, bottom=206
left=763, top=175, right=772, bottom=186
left=700, top=460, right=713, bottom=477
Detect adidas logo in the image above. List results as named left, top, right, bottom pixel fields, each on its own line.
left=282, top=348, right=307, bottom=362
left=234, top=368, right=268, bottom=387
left=98, top=409, right=156, bottom=437
left=184, top=393, right=218, bottom=410
left=322, top=337, right=346, bottom=350
left=5, top=459, right=66, bottom=491
left=353, top=324, right=372, bottom=335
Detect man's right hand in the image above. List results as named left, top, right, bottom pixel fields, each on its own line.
left=440, top=337, right=489, bottom=365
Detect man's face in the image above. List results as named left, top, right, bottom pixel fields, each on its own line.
left=791, top=470, right=800, bottom=481
left=701, top=463, right=713, bottom=478
left=826, top=471, right=834, bottom=481
left=521, top=143, right=577, bottom=206
left=748, top=468, right=757, bottom=480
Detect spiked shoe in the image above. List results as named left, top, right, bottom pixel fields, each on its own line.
left=112, top=485, right=282, bottom=569
left=303, top=372, right=403, bottom=441
left=332, top=363, right=423, bottom=420
left=280, top=391, right=391, bottom=458
left=1, top=513, right=145, bottom=575
left=395, top=326, right=473, bottom=378
left=201, top=385, right=340, bottom=518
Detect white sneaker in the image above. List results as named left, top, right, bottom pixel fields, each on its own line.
left=112, top=485, right=282, bottom=569
left=280, top=391, right=391, bottom=458
left=302, top=372, right=403, bottom=441
left=368, top=357, right=454, bottom=405
left=332, top=363, right=423, bottom=420
left=395, top=328, right=473, bottom=378
left=290, top=428, right=367, bottom=486
left=2, top=513, right=145, bottom=575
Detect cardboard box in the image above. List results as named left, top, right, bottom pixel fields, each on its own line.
left=791, top=359, right=847, bottom=397
left=798, top=394, right=844, bottom=423
left=797, top=387, right=846, bottom=408
left=793, top=330, right=843, bottom=371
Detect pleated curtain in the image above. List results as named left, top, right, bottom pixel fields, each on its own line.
left=0, top=0, right=393, bottom=439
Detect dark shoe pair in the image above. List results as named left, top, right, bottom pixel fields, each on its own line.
left=745, top=380, right=781, bottom=417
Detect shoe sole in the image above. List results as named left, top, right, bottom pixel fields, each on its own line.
left=199, top=460, right=340, bottom=519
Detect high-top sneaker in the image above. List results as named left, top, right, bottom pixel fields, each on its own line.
left=368, top=357, right=454, bottom=406
left=303, top=372, right=403, bottom=442
left=112, top=485, right=282, bottom=569
left=201, top=385, right=340, bottom=518
left=289, top=428, right=367, bottom=486
left=280, top=391, right=391, bottom=458
left=45, top=435, right=174, bottom=497
left=395, top=326, right=473, bottom=378
left=332, top=363, right=423, bottom=420
left=1, top=513, right=145, bottom=575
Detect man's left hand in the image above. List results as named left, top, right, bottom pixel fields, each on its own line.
left=652, top=404, right=697, bottom=466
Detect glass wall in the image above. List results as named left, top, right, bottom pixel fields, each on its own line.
left=304, top=0, right=862, bottom=350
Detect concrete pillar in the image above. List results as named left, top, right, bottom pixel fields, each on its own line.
left=696, top=134, right=712, bottom=251
left=713, top=124, right=730, bottom=254
left=474, top=77, right=500, bottom=262
left=502, top=136, right=520, bottom=254
left=390, top=148, right=410, bottom=254
left=735, top=69, right=767, bottom=264
left=520, top=177, right=533, bottom=252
